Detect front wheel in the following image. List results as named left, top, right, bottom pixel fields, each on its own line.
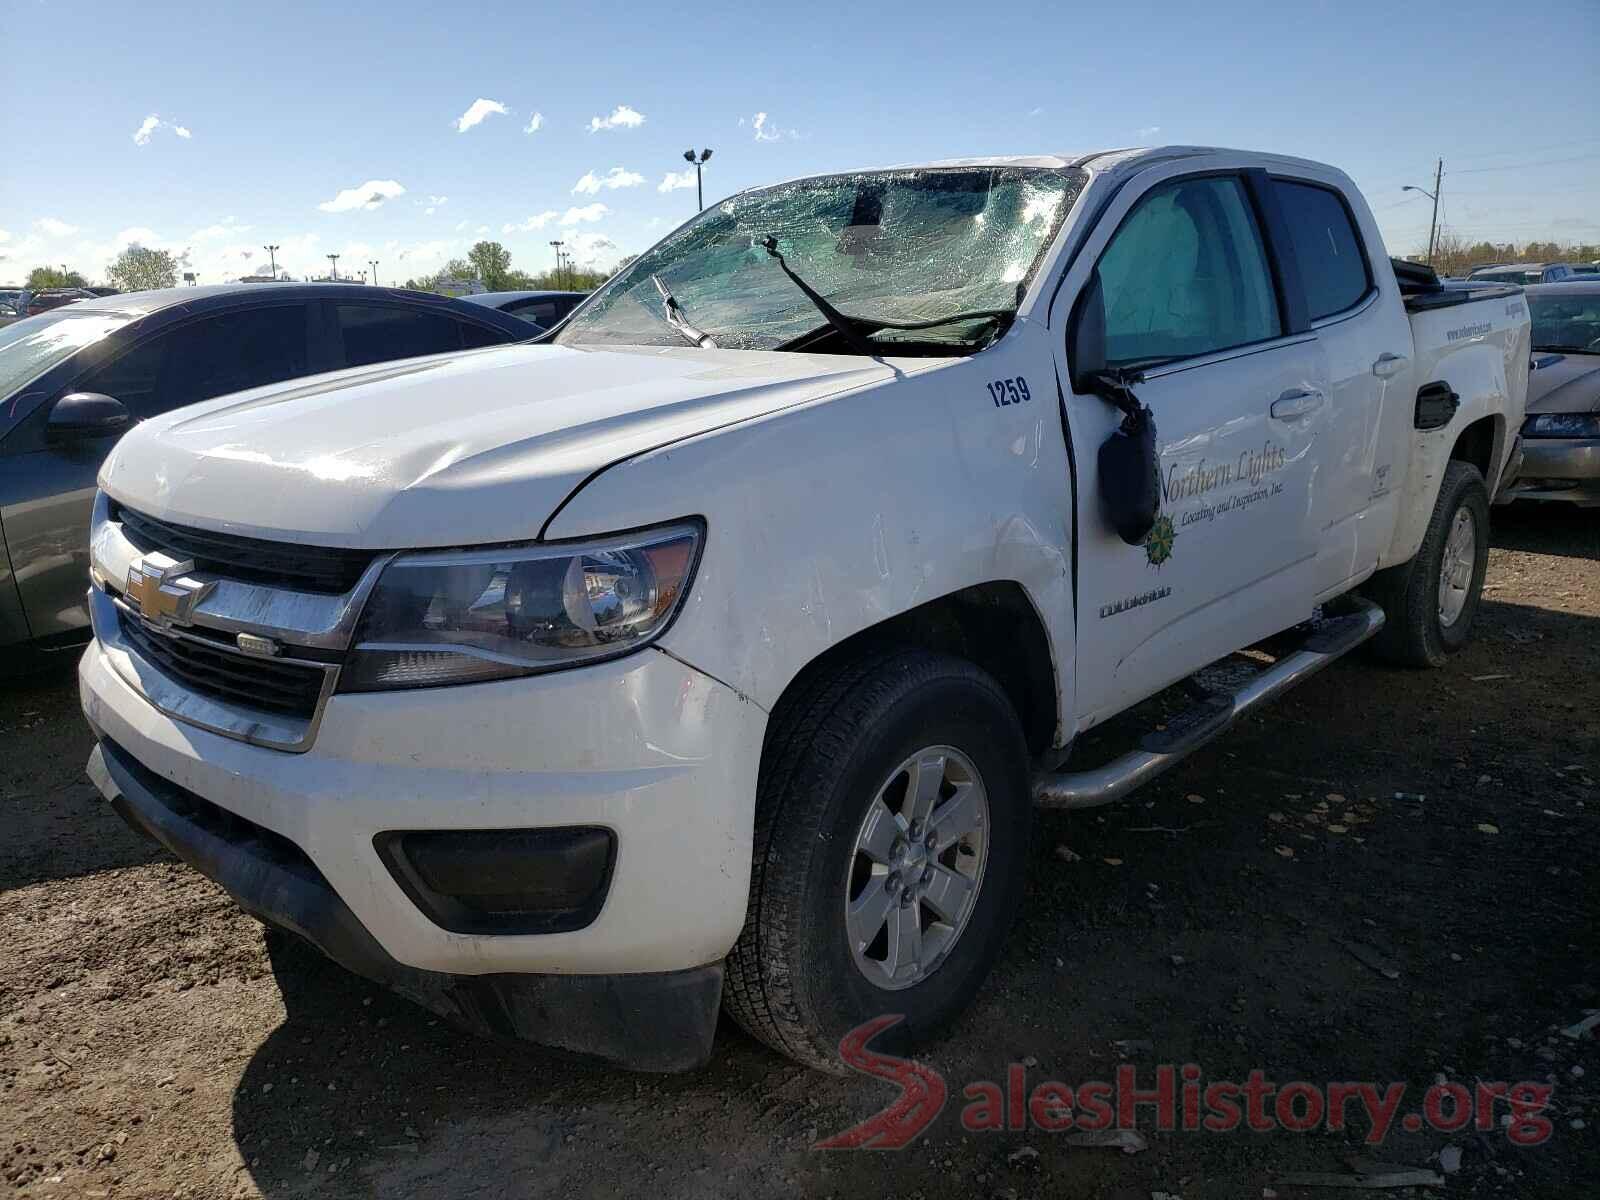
left=724, top=649, right=1032, bottom=1071
left=1366, top=459, right=1491, bottom=667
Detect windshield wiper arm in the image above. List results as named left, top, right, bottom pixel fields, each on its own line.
left=651, top=275, right=719, bottom=348
left=760, top=237, right=880, bottom=356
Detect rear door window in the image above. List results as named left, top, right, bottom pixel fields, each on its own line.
left=1095, top=176, right=1282, bottom=368
left=335, top=304, right=465, bottom=367
left=162, top=303, right=312, bottom=409
left=1272, top=180, right=1371, bottom=320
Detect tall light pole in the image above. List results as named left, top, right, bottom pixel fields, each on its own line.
left=263, top=244, right=280, bottom=279
left=549, top=240, right=566, bottom=289
left=326, top=253, right=340, bottom=281
left=1403, top=159, right=1443, bottom=267
left=370, top=259, right=379, bottom=287
left=682, top=148, right=713, bottom=212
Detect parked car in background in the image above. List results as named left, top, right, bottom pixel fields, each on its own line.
left=26, top=287, right=98, bottom=316
left=0, top=284, right=535, bottom=659
left=461, top=289, right=589, bottom=329
left=1498, top=280, right=1600, bottom=506
left=1468, top=262, right=1597, bottom=286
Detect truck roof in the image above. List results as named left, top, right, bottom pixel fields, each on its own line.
left=767, top=146, right=1348, bottom=190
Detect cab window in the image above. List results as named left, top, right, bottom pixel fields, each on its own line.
left=1094, top=177, right=1281, bottom=368
left=1273, top=180, right=1371, bottom=320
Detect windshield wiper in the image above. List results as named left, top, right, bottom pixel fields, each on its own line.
left=760, top=237, right=879, bottom=356
left=651, top=275, right=719, bottom=348
left=761, top=236, right=1017, bottom=354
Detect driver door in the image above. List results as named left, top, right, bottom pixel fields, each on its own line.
left=1057, top=171, right=1329, bottom=726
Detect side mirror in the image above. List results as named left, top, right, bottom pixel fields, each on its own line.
left=1068, top=272, right=1107, bottom=392
left=47, top=392, right=131, bottom=441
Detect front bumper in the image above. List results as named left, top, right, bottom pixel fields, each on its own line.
left=79, top=632, right=767, bottom=1067
left=90, top=739, right=722, bottom=1071
left=1499, top=437, right=1600, bottom=505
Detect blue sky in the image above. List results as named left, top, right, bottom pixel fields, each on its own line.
left=2, top=0, right=1596, bottom=285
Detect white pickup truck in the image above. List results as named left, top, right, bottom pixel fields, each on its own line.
left=80, top=147, right=1529, bottom=1072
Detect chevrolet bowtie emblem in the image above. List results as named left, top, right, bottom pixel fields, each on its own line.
left=125, top=553, right=215, bottom=629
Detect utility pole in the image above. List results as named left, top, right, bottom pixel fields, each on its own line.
left=550, top=240, right=565, bottom=289
left=370, top=259, right=379, bottom=287
left=326, top=253, right=340, bottom=281
left=682, top=148, right=713, bottom=212
left=263, top=244, right=280, bottom=279
left=1404, top=159, right=1443, bottom=267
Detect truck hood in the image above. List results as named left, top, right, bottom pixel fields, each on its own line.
left=100, top=343, right=915, bottom=548
left=1526, top=351, right=1600, bottom=414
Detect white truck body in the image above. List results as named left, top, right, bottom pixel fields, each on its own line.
left=79, top=147, right=1529, bottom=1070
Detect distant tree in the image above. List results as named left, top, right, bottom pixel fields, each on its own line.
left=25, top=265, right=88, bottom=289
left=106, top=245, right=179, bottom=292
left=1426, top=228, right=1474, bottom=277
left=467, top=241, right=514, bottom=291
left=613, top=254, right=639, bottom=274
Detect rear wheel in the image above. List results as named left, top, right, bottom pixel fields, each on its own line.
left=724, top=649, right=1031, bottom=1070
left=1366, top=460, right=1491, bottom=667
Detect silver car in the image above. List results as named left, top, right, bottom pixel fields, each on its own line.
left=1500, top=281, right=1600, bottom=506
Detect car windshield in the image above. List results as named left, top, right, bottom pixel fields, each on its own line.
left=0, top=308, right=133, bottom=403
left=1529, top=290, right=1600, bottom=353
left=556, top=166, right=1085, bottom=354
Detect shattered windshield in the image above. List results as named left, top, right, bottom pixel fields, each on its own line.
left=557, top=166, right=1086, bottom=354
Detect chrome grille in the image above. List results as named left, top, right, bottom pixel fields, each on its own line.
left=117, top=608, right=329, bottom=719
left=114, top=503, right=375, bottom=595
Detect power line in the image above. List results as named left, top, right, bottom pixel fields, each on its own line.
left=1444, top=135, right=1600, bottom=164
left=1452, top=152, right=1600, bottom=175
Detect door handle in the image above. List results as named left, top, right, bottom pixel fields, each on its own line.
left=1270, top=388, right=1325, bottom=420
left=1372, top=352, right=1409, bottom=379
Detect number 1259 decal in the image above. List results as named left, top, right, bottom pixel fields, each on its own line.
left=986, top=376, right=1032, bottom=407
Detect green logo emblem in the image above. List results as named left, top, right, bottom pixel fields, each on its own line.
left=1143, top=512, right=1176, bottom=568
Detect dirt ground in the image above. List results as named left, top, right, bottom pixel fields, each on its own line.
left=2, top=504, right=1596, bottom=1200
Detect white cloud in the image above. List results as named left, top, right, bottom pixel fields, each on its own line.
left=747, top=111, right=796, bottom=142
left=561, top=203, right=608, bottom=225
left=420, top=194, right=449, bottom=215
left=1136, top=125, right=1161, bottom=140
left=658, top=168, right=696, bottom=193
left=502, top=211, right=560, bottom=233
left=35, top=217, right=79, bottom=237
left=572, top=167, right=644, bottom=195
left=114, top=226, right=162, bottom=247
left=317, top=179, right=406, bottom=213
left=1026, top=107, right=1045, bottom=118
left=132, top=113, right=191, bottom=145
left=455, top=98, right=509, bottom=133
left=524, top=112, right=544, bottom=134
left=454, top=219, right=470, bottom=232
left=476, top=225, right=488, bottom=235
left=0, top=229, right=10, bottom=244
left=191, top=218, right=253, bottom=241
left=587, top=104, right=645, bottom=133
left=562, top=231, right=618, bottom=262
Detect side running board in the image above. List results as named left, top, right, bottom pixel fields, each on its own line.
left=1033, top=598, right=1385, bottom=810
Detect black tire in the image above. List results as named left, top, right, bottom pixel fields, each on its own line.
left=724, top=648, right=1032, bottom=1071
left=1366, top=460, right=1491, bottom=667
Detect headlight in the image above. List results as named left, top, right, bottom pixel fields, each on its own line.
left=1522, top=412, right=1600, bottom=438
left=339, top=522, right=702, bottom=692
